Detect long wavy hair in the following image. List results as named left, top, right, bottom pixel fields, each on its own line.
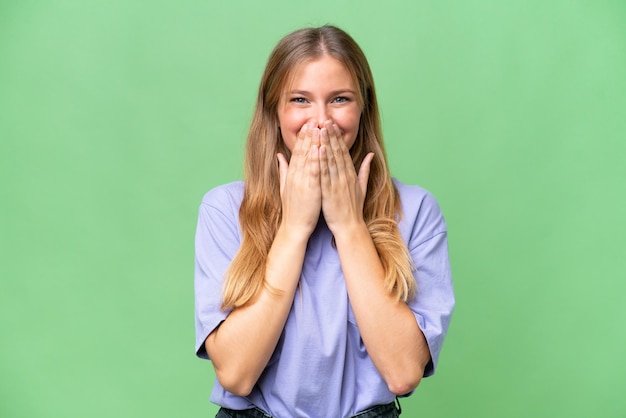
left=221, top=25, right=415, bottom=310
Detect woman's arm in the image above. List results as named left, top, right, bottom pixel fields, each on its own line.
left=205, top=226, right=309, bottom=396
left=319, top=122, right=430, bottom=395
left=204, top=123, right=322, bottom=396
left=334, top=225, right=431, bottom=395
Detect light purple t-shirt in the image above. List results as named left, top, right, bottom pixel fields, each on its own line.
left=194, top=179, right=454, bottom=418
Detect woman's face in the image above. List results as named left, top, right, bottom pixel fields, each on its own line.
left=277, top=55, right=362, bottom=152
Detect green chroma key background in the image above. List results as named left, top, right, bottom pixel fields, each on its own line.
left=1, top=1, right=625, bottom=417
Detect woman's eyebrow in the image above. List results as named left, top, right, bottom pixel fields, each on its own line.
left=288, top=89, right=357, bottom=95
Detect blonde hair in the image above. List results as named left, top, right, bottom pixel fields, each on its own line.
left=221, top=26, right=415, bottom=310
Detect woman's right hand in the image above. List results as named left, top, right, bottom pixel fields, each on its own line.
left=277, top=121, right=322, bottom=237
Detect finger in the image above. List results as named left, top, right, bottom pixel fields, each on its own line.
left=319, top=144, right=331, bottom=191
left=325, top=121, right=350, bottom=173
left=291, top=123, right=313, bottom=169
left=324, top=121, right=342, bottom=156
left=308, top=144, right=320, bottom=188
left=319, top=124, right=330, bottom=148
left=357, top=152, right=375, bottom=196
left=311, top=127, right=320, bottom=157
left=331, top=122, right=347, bottom=151
left=295, top=120, right=315, bottom=142
left=277, top=153, right=289, bottom=193
left=320, top=127, right=338, bottom=183
left=305, top=127, right=320, bottom=175
left=308, top=127, right=320, bottom=167
left=302, top=122, right=318, bottom=153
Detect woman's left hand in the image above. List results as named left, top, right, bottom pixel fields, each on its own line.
left=319, top=121, right=374, bottom=234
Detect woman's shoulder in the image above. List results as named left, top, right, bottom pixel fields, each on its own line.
left=392, top=178, right=447, bottom=236
left=392, top=178, right=440, bottom=211
left=200, top=180, right=245, bottom=209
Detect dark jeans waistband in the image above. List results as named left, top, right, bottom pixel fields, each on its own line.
left=352, top=399, right=401, bottom=417
left=216, top=399, right=401, bottom=418
left=216, top=406, right=271, bottom=418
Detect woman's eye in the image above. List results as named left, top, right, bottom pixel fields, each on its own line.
left=333, top=96, right=349, bottom=103
left=290, top=97, right=307, bottom=104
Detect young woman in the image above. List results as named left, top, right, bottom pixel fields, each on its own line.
left=194, top=25, right=454, bottom=418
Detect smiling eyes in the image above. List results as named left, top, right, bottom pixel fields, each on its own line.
left=289, top=96, right=351, bottom=104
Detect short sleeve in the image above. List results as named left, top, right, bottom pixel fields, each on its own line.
left=194, top=183, right=243, bottom=359
left=400, top=187, right=455, bottom=377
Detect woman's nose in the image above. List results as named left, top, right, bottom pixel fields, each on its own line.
left=313, top=106, right=331, bottom=127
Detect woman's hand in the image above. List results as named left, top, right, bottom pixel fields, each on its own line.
left=277, top=121, right=322, bottom=237
left=319, top=120, right=374, bottom=234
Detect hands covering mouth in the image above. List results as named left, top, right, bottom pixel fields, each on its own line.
left=277, top=120, right=374, bottom=236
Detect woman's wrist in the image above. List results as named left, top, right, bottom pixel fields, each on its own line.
left=275, top=221, right=314, bottom=247
left=330, top=220, right=370, bottom=246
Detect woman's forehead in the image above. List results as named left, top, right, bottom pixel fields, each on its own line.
left=279, top=56, right=361, bottom=99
